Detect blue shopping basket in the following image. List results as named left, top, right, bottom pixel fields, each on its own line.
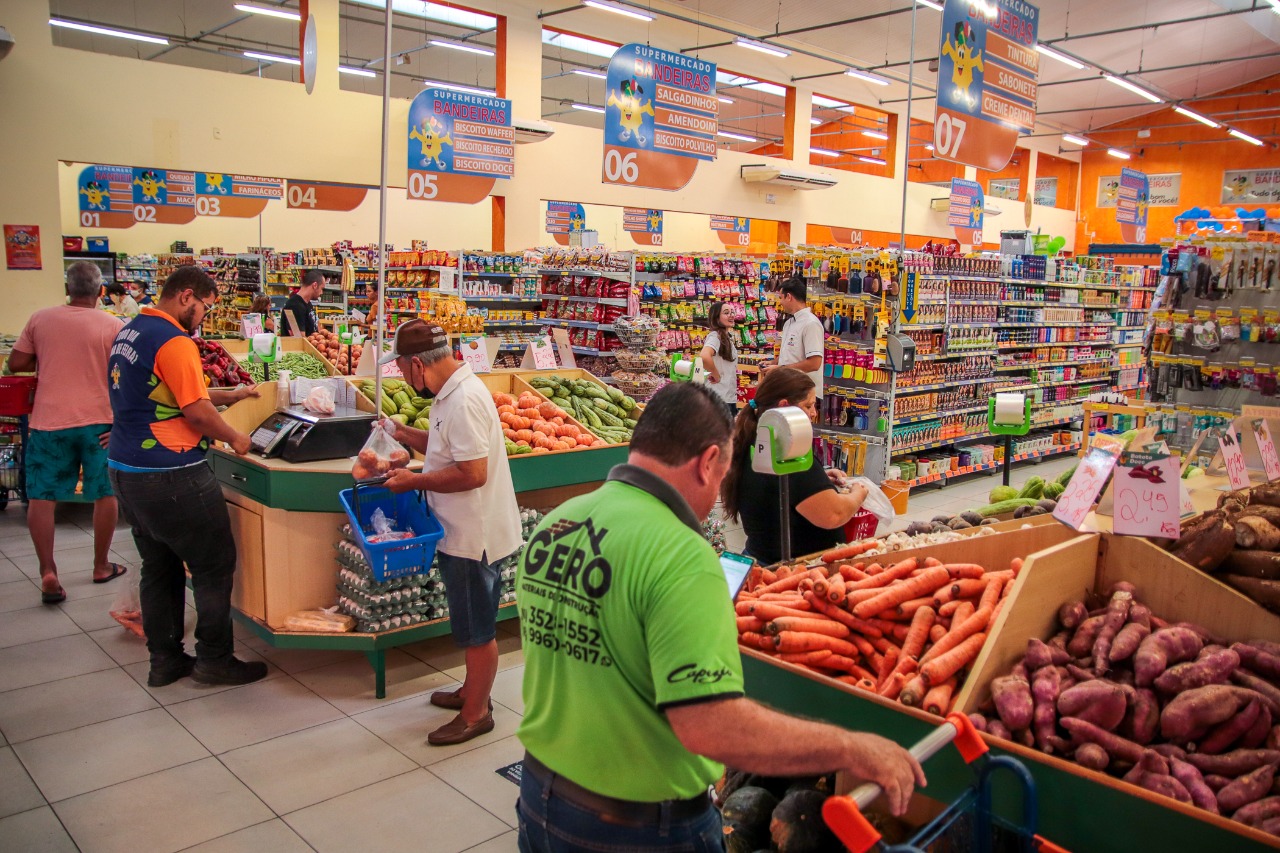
left=339, top=480, right=444, bottom=582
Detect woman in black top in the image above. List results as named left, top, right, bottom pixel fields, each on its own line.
left=722, top=367, right=868, bottom=565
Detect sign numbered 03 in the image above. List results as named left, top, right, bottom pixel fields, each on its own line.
left=407, top=88, right=513, bottom=205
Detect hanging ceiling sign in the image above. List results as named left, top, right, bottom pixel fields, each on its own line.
left=934, top=0, right=1040, bottom=172
left=77, top=165, right=136, bottom=230
left=603, top=44, right=717, bottom=191
left=711, top=215, right=751, bottom=247
left=1223, top=169, right=1280, bottom=204
left=130, top=168, right=197, bottom=225
left=1098, top=172, right=1180, bottom=208
left=285, top=180, right=372, bottom=212
left=624, top=208, right=663, bottom=245
left=1116, top=167, right=1150, bottom=243
left=195, top=173, right=284, bottom=217
left=948, top=178, right=984, bottom=244
left=546, top=201, right=586, bottom=234
left=407, top=87, right=513, bottom=205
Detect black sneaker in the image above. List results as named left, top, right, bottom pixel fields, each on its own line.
left=191, top=657, right=268, bottom=686
left=148, top=653, right=197, bottom=687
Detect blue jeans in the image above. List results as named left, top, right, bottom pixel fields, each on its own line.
left=517, top=763, right=725, bottom=853
left=436, top=551, right=502, bottom=648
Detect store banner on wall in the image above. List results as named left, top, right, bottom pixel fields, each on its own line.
left=1033, top=177, right=1058, bottom=206
left=4, top=225, right=41, bottom=270
left=1223, top=169, right=1280, bottom=204
left=1116, top=167, right=1149, bottom=244
left=131, top=168, right=196, bottom=225
left=710, top=215, right=751, bottom=248
left=603, top=44, right=717, bottom=191
left=407, top=87, right=513, bottom=205
left=195, top=173, right=283, bottom=218
left=948, top=178, right=984, bottom=244
left=934, top=0, right=1039, bottom=171
left=546, top=201, right=586, bottom=246
left=1098, top=172, right=1180, bottom=208
left=624, top=208, right=663, bottom=246
left=77, top=165, right=136, bottom=230
left=285, top=180, right=372, bottom=212
left=988, top=178, right=1020, bottom=200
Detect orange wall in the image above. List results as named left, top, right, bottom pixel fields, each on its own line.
left=1076, top=74, right=1280, bottom=247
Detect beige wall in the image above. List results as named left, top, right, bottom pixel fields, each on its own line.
left=1, top=0, right=1077, bottom=332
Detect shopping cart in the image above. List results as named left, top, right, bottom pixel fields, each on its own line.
left=823, top=713, right=1069, bottom=853
left=0, top=377, right=36, bottom=511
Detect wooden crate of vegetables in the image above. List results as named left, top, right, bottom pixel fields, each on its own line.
left=477, top=372, right=611, bottom=456
left=958, top=531, right=1280, bottom=846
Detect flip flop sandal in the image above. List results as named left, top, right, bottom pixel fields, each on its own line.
left=93, top=563, right=128, bottom=584
left=41, top=588, right=66, bottom=605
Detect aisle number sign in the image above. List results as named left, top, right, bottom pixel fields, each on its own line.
left=624, top=208, right=663, bottom=246
left=603, top=44, right=717, bottom=191
left=948, top=179, right=984, bottom=244
left=934, top=0, right=1040, bottom=172
left=407, top=87, right=513, bottom=205
left=193, top=173, right=282, bottom=218
left=546, top=202, right=586, bottom=233
left=131, top=168, right=196, bottom=224
left=1112, top=451, right=1180, bottom=539
left=1116, top=167, right=1150, bottom=244
left=285, top=180, right=371, bottom=212
left=711, top=215, right=751, bottom=247
left=78, top=165, right=139, bottom=229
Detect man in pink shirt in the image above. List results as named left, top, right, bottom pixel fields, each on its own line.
left=9, top=262, right=128, bottom=604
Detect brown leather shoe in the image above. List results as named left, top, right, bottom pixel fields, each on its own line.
left=429, top=688, right=465, bottom=710
left=427, top=711, right=494, bottom=746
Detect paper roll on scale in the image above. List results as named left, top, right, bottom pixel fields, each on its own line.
left=993, top=392, right=1027, bottom=426
left=759, top=407, right=813, bottom=459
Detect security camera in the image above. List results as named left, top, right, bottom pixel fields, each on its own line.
left=0, top=27, right=14, bottom=61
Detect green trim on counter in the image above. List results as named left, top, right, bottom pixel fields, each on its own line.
left=507, top=445, right=628, bottom=492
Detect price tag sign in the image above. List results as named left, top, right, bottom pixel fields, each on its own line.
left=1113, top=451, right=1180, bottom=539
left=1053, top=440, right=1123, bottom=530
left=524, top=337, right=558, bottom=370
left=1252, top=419, right=1280, bottom=482
left=459, top=336, right=493, bottom=374
left=1220, top=427, right=1252, bottom=490
left=1180, top=477, right=1196, bottom=518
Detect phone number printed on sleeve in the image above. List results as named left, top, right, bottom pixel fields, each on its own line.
left=522, top=612, right=612, bottom=667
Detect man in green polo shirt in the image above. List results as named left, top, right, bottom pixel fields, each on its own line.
left=516, top=383, right=924, bottom=852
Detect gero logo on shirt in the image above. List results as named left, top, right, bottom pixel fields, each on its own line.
left=522, top=518, right=614, bottom=601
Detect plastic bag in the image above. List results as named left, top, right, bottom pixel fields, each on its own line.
left=109, top=573, right=145, bottom=638
left=302, top=385, right=336, bottom=415
left=283, top=607, right=355, bottom=633
left=847, top=476, right=896, bottom=536
left=352, top=420, right=410, bottom=479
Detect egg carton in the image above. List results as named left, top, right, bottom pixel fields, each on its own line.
left=338, top=594, right=447, bottom=623
left=337, top=581, right=435, bottom=610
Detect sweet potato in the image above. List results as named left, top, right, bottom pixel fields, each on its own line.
left=1161, top=685, right=1246, bottom=742
left=1061, top=717, right=1145, bottom=764
left=1218, top=763, right=1276, bottom=814
left=1032, top=665, right=1064, bottom=753
left=1048, top=630, right=1070, bottom=653
left=1109, top=622, right=1150, bottom=663
left=1174, top=622, right=1229, bottom=646
left=991, top=674, right=1034, bottom=732
left=1199, top=699, right=1264, bottom=756
left=1058, top=600, right=1088, bottom=631
left=1250, top=484, right=1280, bottom=508
left=1067, top=614, right=1106, bottom=658
left=1127, top=603, right=1152, bottom=629
left=1250, top=639, right=1280, bottom=658
left=1139, top=750, right=1170, bottom=776
left=1074, top=742, right=1110, bottom=771
left=1057, top=680, right=1127, bottom=731
left=1238, top=516, right=1280, bottom=550
left=1233, top=795, right=1280, bottom=826
left=1204, top=774, right=1233, bottom=792
left=1186, top=749, right=1280, bottom=777
left=1235, top=642, right=1280, bottom=681
left=1243, top=706, right=1274, bottom=751
left=1065, top=663, right=1096, bottom=684
left=1270, top=725, right=1280, bottom=752
left=1122, top=688, right=1160, bottom=745
left=967, top=713, right=987, bottom=733
left=1139, top=772, right=1193, bottom=805
left=1091, top=589, right=1133, bottom=674
left=1150, top=743, right=1188, bottom=762
left=986, top=719, right=1012, bottom=741
left=1023, top=637, right=1071, bottom=671
left=1154, top=648, right=1240, bottom=695
left=1231, top=671, right=1280, bottom=716
left=1134, top=627, right=1204, bottom=687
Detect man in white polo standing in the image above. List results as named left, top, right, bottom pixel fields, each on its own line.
left=767, top=276, right=825, bottom=401
left=383, top=320, right=522, bottom=746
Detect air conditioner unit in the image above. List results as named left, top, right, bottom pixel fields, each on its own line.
left=740, top=164, right=837, bottom=190
left=513, top=118, right=555, bottom=144
left=930, top=197, right=1004, bottom=216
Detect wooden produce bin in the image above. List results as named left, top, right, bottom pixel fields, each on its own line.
left=216, top=336, right=337, bottom=376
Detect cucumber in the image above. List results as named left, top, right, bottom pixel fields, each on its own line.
left=976, top=498, right=1040, bottom=517
left=581, top=384, right=609, bottom=401
left=380, top=394, right=397, bottom=417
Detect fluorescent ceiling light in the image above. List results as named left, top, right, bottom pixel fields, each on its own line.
left=423, top=79, right=496, bottom=96
left=234, top=3, right=300, bottom=21
left=810, top=147, right=841, bottom=157
left=718, top=131, right=758, bottom=142
left=1174, top=105, right=1219, bottom=128
left=735, top=37, right=789, bottom=58
left=924, top=143, right=935, bottom=150
left=542, top=30, right=618, bottom=59
left=1103, top=74, right=1162, bottom=104
left=744, top=80, right=787, bottom=97
left=244, top=51, right=300, bottom=65
left=572, top=103, right=605, bottom=114
left=859, top=156, right=887, bottom=165
left=810, top=117, right=823, bottom=125
left=917, top=0, right=945, bottom=10
left=1036, top=44, right=1085, bottom=70
left=1269, top=0, right=1280, bottom=12
left=846, top=68, right=891, bottom=86
left=1062, top=133, right=1090, bottom=146
left=862, top=130, right=889, bottom=140
left=572, top=69, right=607, bottom=80
left=430, top=38, right=494, bottom=57
left=582, top=0, right=653, bottom=21
left=349, top=0, right=494, bottom=30
left=339, top=65, right=377, bottom=77
left=812, top=95, right=847, bottom=108
left=1229, top=128, right=1265, bottom=146
left=717, top=96, right=734, bottom=104
left=1107, top=148, right=1131, bottom=160
left=49, top=18, right=168, bottom=45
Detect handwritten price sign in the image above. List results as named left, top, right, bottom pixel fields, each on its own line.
left=1113, top=451, right=1180, bottom=538
left=1220, top=428, right=1252, bottom=491
left=1253, top=419, right=1280, bottom=483
left=1053, top=443, right=1122, bottom=530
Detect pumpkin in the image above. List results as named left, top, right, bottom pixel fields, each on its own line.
left=518, top=407, right=541, bottom=420
left=492, top=392, right=515, bottom=407
left=514, top=429, right=535, bottom=444
left=496, top=404, right=517, bottom=416
left=533, top=423, right=557, bottom=437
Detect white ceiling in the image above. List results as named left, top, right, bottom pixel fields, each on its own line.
left=43, top=0, right=1280, bottom=151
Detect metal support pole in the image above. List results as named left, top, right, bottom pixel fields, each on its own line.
left=373, top=1, right=393, bottom=407
left=779, top=475, right=792, bottom=564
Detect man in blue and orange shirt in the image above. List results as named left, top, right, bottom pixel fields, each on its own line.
left=107, top=266, right=263, bottom=689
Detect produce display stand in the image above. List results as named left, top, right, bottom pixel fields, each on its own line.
left=742, top=522, right=1280, bottom=852
left=215, top=336, right=337, bottom=377
left=211, top=368, right=626, bottom=697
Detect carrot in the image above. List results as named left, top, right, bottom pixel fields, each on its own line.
left=867, top=650, right=885, bottom=674
left=760, top=569, right=778, bottom=586
left=825, top=573, right=847, bottom=605
left=937, top=599, right=972, bottom=618
left=778, top=650, right=835, bottom=666
left=802, top=591, right=884, bottom=638
left=944, top=564, right=986, bottom=579
left=855, top=677, right=877, bottom=692
left=823, top=655, right=874, bottom=678
left=848, top=557, right=918, bottom=591
left=863, top=563, right=884, bottom=575
left=753, top=568, right=823, bottom=597
left=901, top=606, right=936, bottom=661
left=849, top=633, right=877, bottom=660
left=870, top=636, right=896, bottom=655
left=775, top=565, right=793, bottom=580
left=932, top=579, right=989, bottom=607
left=952, top=601, right=976, bottom=625
left=977, top=577, right=1004, bottom=613
left=839, top=564, right=869, bottom=582
left=756, top=592, right=809, bottom=603
left=862, top=617, right=901, bottom=635
left=929, top=624, right=948, bottom=644
left=878, top=645, right=900, bottom=685
left=924, top=677, right=958, bottom=716
left=920, top=632, right=988, bottom=686
left=767, top=617, right=851, bottom=638
left=1009, top=557, right=1025, bottom=576
left=1002, top=576, right=1017, bottom=597
left=748, top=602, right=813, bottom=621
left=894, top=596, right=937, bottom=619
left=736, top=616, right=766, bottom=633
left=845, top=588, right=889, bottom=607
left=979, top=569, right=1015, bottom=586
left=890, top=655, right=919, bottom=681
left=920, top=605, right=992, bottom=668
left=900, top=674, right=928, bottom=706
left=773, top=631, right=859, bottom=656
left=879, top=671, right=907, bottom=700
left=922, top=557, right=944, bottom=568
left=852, top=565, right=952, bottom=618
left=739, top=632, right=773, bottom=651
left=891, top=624, right=910, bottom=643
left=821, top=541, right=875, bottom=563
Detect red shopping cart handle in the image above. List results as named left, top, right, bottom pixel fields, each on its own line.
left=822, top=713, right=988, bottom=853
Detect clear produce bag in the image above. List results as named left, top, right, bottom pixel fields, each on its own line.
left=352, top=420, right=410, bottom=479
left=108, top=573, right=145, bottom=639
left=302, top=385, right=336, bottom=415
left=848, top=476, right=896, bottom=535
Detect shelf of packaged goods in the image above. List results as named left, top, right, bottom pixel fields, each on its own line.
left=948, top=322, right=1002, bottom=331
left=366, top=265, right=452, bottom=272
left=292, top=264, right=343, bottom=271
left=640, top=293, right=763, bottom=304
left=996, top=357, right=1112, bottom=371
left=495, top=342, right=540, bottom=352
left=459, top=270, right=527, bottom=278
left=542, top=295, right=629, bottom=307
left=895, top=376, right=1005, bottom=395
left=1036, top=375, right=1113, bottom=388
left=1113, top=325, right=1147, bottom=331
left=998, top=321, right=1116, bottom=328
left=895, top=404, right=989, bottom=425
left=538, top=268, right=631, bottom=281
left=918, top=274, right=1127, bottom=291
left=1114, top=383, right=1149, bottom=393
left=1112, top=342, right=1146, bottom=349
left=905, top=443, right=1084, bottom=488
left=915, top=350, right=999, bottom=361
left=997, top=340, right=1112, bottom=351
left=899, top=323, right=947, bottom=330
left=571, top=347, right=618, bottom=357
left=482, top=320, right=544, bottom=329
left=891, top=415, right=1084, bottom=456
left=544, top=318, right=610, bottom=330
left=462, top=295, right=543, bottom=303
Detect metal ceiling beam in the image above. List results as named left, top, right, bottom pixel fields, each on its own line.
left=680, top=5, right=913, bottom=52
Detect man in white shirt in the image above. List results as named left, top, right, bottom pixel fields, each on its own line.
left=383, top=320, right=523, bottom=746
left=767, top=277, right=826, bottom=399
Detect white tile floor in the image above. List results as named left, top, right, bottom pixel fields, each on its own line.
left=0, top=457, right=1076, bottom=851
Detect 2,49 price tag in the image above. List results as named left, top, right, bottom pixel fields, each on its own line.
left=1113, top=452, right=1180, bottom=539
left=1053, top=444, right=1122, bottom=530
left=1220, top=428, right=1252, bottom=491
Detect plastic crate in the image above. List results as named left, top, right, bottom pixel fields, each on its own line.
left=339, top=483, right=444, bottom=581
left=0, top=377, right=36, bottom=417
left=842, top=509, right=878, bottom=542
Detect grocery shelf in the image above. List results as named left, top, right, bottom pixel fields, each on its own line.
left=995, top=357, right=1112, bottom=370
left=998, top=340, right=1112, bottom=350
left=460, top=271, right=525, bottom=278
left=1114, top=325, right=1147, bottom=331
left=890, top=414, right=1084, bottom=456
left=1038, top=375, right=1112, bottom=387
left=462, top=295, right=542, bottom=303
left=544, top=318, right=608, bottom=329
left=905, top=443, right=1082, bottom=488
left=482, top=320, right=544, bottom=328
left=538, top=267, right=631, bottom=281
left=999, top=321, right=1115, bottom=328
left=900, top=323, right=946, bottom=330
left=895, top=376, right=1005, bottom=394
left=542, top=295, right=629, bottom=307
left=571, top=347, right=617, bottom=357
left=895, top=403, right=987, bottom=425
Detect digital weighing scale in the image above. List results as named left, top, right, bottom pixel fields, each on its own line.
left=249, top=405, right=376, bottom=463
